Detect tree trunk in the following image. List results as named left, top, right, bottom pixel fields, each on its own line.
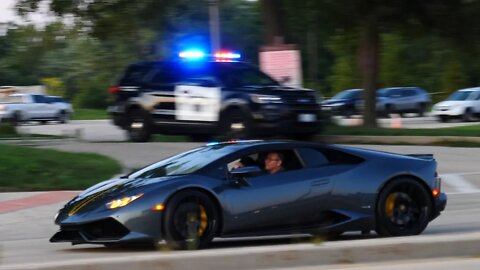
left=261, top=0, right=283, bottom=45
left=358, top=17, right=379, bottom=128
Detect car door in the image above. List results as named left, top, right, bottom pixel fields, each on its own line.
left=220, top=149, right=333, bottom=234
left=174, top=77, right=222, bottom=122
left=141, top=65, right=178, bottom=122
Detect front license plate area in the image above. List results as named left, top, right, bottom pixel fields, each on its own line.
left=298, top=113, right=316, bottom=122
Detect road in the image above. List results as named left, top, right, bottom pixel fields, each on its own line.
left=14, top=115, right=480, bottom=142
left=1, top=142, right=480, bottom=269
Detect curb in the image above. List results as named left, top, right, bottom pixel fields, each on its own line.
left=2, top=232, right=480, bottom=270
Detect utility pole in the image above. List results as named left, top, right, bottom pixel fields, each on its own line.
left=209, top=0, right=221, bottom=52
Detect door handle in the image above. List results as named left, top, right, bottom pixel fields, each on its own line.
left=311, top=179, right=330, bottom=186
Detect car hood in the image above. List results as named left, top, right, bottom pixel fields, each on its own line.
left=435, top=100, right=471, bottom=107
left=322, top=99, right=348, bottom=105
left=55, top=175, right=184, bottom=223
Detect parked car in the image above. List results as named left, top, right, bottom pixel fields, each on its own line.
left=431, top=87, right=480, bottom=122
left=50, top=140, right=446, bottom=250
left=321, top=89, right=363, bottom=117
left=0, top=93, right=72, bottom=124
left=376, top=87, right=431, bottom=117
left=108, top=51, right=323, bottom=142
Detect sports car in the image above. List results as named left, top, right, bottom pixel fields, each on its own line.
left=50, top=140, right=447, bottom=249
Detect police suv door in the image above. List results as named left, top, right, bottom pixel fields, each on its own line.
left=174, top=78, right=221, bottom=123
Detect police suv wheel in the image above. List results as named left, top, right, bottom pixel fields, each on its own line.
left=127, top=109, right=152, bottom=142
left=222, top=109, right=251, bottom=139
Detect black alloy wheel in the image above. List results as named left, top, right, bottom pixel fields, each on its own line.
left=163, top=190, right=219, bottom=250
left=376, top=178, right=432, bottom=237
left=127, top=109, right=152, bottom=142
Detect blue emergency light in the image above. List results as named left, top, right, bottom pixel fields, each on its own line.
left=178, top=50, right=206, bottom=60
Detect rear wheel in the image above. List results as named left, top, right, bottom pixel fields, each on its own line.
left=163, top=190, right=219, bottom=250
left=376, top=178, right=432, bottom=237
left=417, top=103, right=427, bottom=117
left=127, top=109, right=152, bottom=142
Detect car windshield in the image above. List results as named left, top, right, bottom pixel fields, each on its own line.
left=332, top=90, right=362, bottom=99
left=377, top=88, right=391, bottom=97
left=214, top=63, right=279, bottom=88
left=127, top=144, right=235, bottom=179
left=447, top=90, right=475, bottom=101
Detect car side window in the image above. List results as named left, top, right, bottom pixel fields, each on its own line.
left=147, top=68, right=179, bottom=87
left=296, top=148, right=329, bottom=168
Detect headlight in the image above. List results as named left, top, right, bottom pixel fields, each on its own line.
left=0, top=105, right=7, bottom=111
left=250, top=94, right=283, bottom=104
left=106, top=194, right=143, bottom=209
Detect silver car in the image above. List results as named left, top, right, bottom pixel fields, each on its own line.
left=376, top=87, right=431, bottom=117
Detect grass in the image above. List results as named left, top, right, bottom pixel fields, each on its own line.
left=0, top=144, right=122, bottom=191
left=0, top=123, right=17, bottom=137
left=72, top=108, right=109, bottom=120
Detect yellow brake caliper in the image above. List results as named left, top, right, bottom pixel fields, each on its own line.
left=198, top=205, right=208, bottom=236
left=385, top=193, right=396, bottom=218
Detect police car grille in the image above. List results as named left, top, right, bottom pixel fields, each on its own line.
left=282, top=95, right=316, bottom=105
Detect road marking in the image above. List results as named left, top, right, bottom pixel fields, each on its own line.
left=441, top=173, right=480, bottom=194
left=0, top=191, right=78, bottom=214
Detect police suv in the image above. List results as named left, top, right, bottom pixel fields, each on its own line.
left=108, top=51, right=323, bottom=142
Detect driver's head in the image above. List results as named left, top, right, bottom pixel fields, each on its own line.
left=264, top=152, right=284, bottom=174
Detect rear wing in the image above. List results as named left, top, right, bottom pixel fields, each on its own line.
left=406, top=154, right=435, bottom=160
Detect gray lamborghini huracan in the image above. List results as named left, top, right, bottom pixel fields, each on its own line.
left=50, top=140, right=447, bottom=249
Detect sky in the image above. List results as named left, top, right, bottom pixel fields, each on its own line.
left=0, top=0, right=53, bottom=25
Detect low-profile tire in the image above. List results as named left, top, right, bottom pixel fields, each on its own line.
left=127, top=109, right=152, bottom=142
left=221, top=109, right=251, bottom=139
left=376, top=178, right=432, bottom=237
left=163, top=190, right=219, bottom=250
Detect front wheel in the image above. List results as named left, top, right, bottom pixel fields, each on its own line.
left=163, top=190, right=219, bottom=250
left=376, top=178, right=432, bottom=237
left=58, top=111, right=70, bottom=124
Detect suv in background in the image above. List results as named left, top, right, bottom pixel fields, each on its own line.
left=321, top=88, right=363, bottom=117
left=108, top=58, right=323, bottom=142
left=0, top=93, right=72, bottom=124
left=376, top=87, right=431, bottom=117
left=431, top=87, right=480, bottom=122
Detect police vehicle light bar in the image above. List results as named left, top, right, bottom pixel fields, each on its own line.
left=214, top=51, right=241, bottom=60
left=178, top=50, right=206, bottom=59
left=178, top=50, right=241, bottom=61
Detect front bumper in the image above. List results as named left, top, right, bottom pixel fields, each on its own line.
left=251, top=106, right=323, bottom=135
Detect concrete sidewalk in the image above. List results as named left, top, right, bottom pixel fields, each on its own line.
left=1, top=232, right=480, bottom=270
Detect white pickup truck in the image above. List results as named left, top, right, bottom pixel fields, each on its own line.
left=0, top=93, right=73, bottom=124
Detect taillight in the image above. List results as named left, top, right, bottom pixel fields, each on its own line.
left=108, top=86, right=120, bottom=94
left=433, top=171, right=441, bottom=197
